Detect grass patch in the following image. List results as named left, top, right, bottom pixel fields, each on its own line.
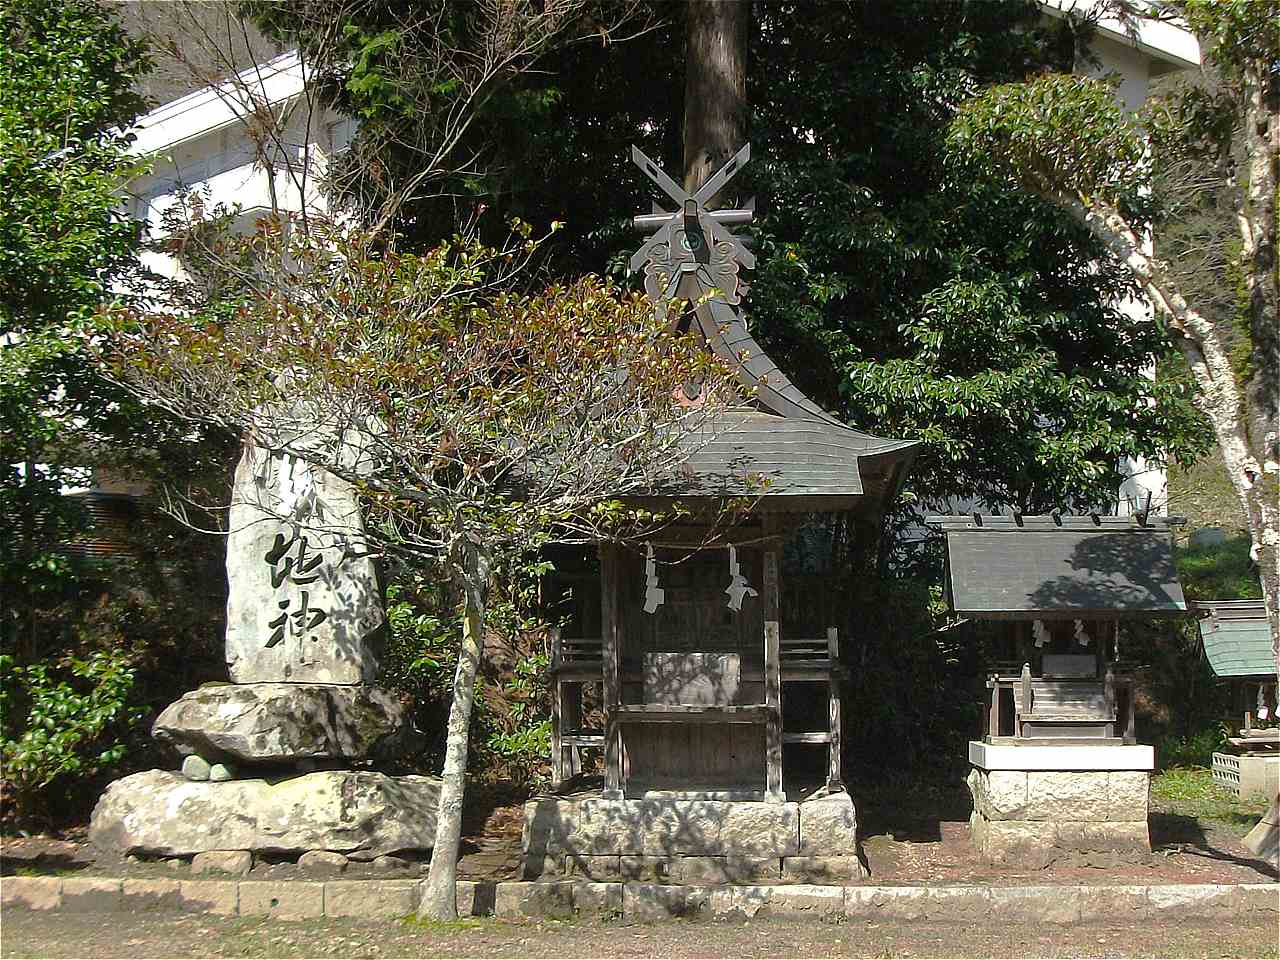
left=400, top=914, right=488, bottom=932
left=1151, top=766, right=1267, bottom=836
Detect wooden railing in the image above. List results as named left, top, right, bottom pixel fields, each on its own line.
left=985, top=662, right=1136, bottom=744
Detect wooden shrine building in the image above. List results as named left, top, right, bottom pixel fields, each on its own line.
left=928, top=513, right=1189, bottom=862
left=524, top=146, right=915, bottom=880
left=1193, top=599, right=1279, bottom=799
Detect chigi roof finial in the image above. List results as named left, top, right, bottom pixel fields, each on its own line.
left=628, top=143, right=755, bottom=313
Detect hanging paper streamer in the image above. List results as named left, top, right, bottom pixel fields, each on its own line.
left=1114, top=624, right=1123, bottom=662
left=643, top=543, right=665, bottom=614
left=724, top=544, right=758, bottom=612
left=1258, top=684, right=1270, bottom=722
left=1032, top=620, right=1049, bottom=648
left=1073, top=619, right=1090, bottom=647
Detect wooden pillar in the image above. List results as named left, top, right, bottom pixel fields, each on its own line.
left=763, top=515, right=783, bottom=802
left=1104, top=662, right=1117, bottom=739
left=826, top=626, right=842, bottom=790
left=1019, top=662, right=1032, bottom=739
left=550, top=627, right=564, bottom=787
left=987, top=676, right=1000, bottom=740
left=600, top=542, right=623, bottom=799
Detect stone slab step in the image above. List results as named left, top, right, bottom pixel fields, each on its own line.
left=2, top=877, right=1275, bottom=924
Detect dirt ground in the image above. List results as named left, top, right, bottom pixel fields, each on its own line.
left=2, top=910, right=1278, bottom=959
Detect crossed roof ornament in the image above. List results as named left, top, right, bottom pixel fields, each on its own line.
left=629, top=143, right=755, bottom=311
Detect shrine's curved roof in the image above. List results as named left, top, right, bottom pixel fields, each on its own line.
left=658, top=298, right=916, bottom=508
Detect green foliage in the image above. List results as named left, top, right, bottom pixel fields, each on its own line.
left=1177, top=535, right=1264, bottom=601
left=1150, top=765, right=1267, bottom=835
left=0, top=649, right=145, bottom=825
left=948, top=73, right=1148, bottom=205
left=381, top=557, right=552, bottom=785
left=1155, top=727, right=1227, bottom=770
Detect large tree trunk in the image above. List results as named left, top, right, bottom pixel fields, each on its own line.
left=682, top=0, right=748, bottom=198
left=420, top=541, right=490, bottom=920
left=1064, top=189, right=1279, bottom=861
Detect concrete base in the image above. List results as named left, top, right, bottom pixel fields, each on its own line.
left=1213, top=752, right=1280, bottom=801
left=967, top=748, right=1151, bottom=865
left=521, top=791, right=863, bottom=881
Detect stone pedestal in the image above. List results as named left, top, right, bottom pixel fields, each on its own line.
left=521, top=791, right=863, bottom=882
left=153, top=683, right=421, bottom=765
left=90, top=440, right=432, bottom=864
left=967, top=741, right=1152, bottom=865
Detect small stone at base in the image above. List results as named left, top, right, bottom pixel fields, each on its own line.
left=181, top=756, right=212, bottom=781
left=191, top=850, right=252, bottom=876
left=298, top=850, right=349, bottom=874
left=208, top=763, right=236, bottom=782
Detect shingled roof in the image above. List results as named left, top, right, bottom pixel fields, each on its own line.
left=659, top=298, right=917, bottom=510
left=928, top=514, right=1188, bottom=619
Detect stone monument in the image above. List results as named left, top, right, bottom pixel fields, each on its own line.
left=91, top=439, right=439, bottom=863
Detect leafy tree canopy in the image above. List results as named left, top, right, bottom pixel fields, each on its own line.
left=256, top=0, right=1210, bottom=520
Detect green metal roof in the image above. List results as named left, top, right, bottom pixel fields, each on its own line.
left=1193, top=599, right=1274, bottom=678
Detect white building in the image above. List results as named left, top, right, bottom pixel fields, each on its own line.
left=125, top=51, right=351, bottom=283
left=1045, top=0, right=1202, bottom=517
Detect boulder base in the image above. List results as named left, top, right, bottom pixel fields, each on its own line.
left=89, top=770, right=439, bottom=859
left=153, top=683, right=421, bottom=764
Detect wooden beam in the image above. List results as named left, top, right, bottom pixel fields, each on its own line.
left=763, top=522, right=783, bottom=801
left=550, top=626, right=564, bottom=788
left=827, top=626, right=842, bottom=790
left=600, top=543, right=622, bottom=799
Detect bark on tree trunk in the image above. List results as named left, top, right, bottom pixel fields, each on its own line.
left=420, top=540, right=490, bottom=920
left=682, top=0, right=748, bottom=199
left=1059, top=193, right=1279, bottom=673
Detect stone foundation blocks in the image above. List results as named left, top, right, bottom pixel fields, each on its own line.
left=989, top=885, right=1082, bottom=924
left=711, top=884, right=844, bottom=919
left=90, top=770, right=440, bottom=859
left=323, top=880, right=417, bottom=918
left=59, top=878, right=122, bottom=913
left=1077, top=884, right=1150, bottom=921
left=238, top=880, right=325, bottom=919
left=0, top=877, right=61, bottom=910
left=177, top=880, right=239, bottom=915
left=968, top=765, right=1152, bottom=864
left=564, top=855, right=621, bottom=881
left=298, top=851, right=349, bottom=875
left=620, top=856, right=676, bottom=882
left=121, top=879, right=184, bottom=911
left=797, top=794, right=858, bottom=855
left=521, top=793, right=860, bottom=880
left=781, top=856, right=863, bottom=882
left=1146, top=883, right=1236, bottom=919
left=493, top=881, right=574, bottom=919
left=454, top=881, right=496, bottom=918
left=675, top=857, right=781, bottom=885
left=622, top=884, right=712, bottom=920
left=570, top=881, right=622, bottom=916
